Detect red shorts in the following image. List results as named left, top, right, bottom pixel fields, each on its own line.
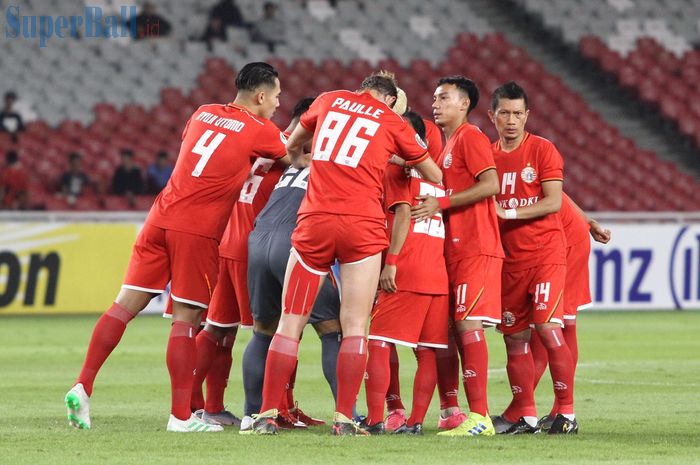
left=564, top=240, right=592, bottom=323
left=448, top=255, right=502, bottom=326
left=369, top=290, right=448, bottom=348
left=123, top=223, right=218, bottom=309
left=205, top=258, right=252, bottom=328
left=291, top=213, right=388, bottom=272
left=500, top=264, right=566, bottom=335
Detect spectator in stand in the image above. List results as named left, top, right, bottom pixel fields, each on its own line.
left=0, top=150, right=29, bottom=210
left=59, top=153, right=92, bottom=207
left=146, top=151, right=173, bottom=194
left=202, top=17, right=227, bottom=51
left=209, top=0, right=246, bottom=29
left=112, top=149, right=144, bottom=207
left=128, top=2, right=172, bottom=40
left=251, top=2, right=286, bottom=53
left=0, top=92, right=25, bottom=143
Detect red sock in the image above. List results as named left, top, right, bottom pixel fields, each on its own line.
left=459, top=329, right=489, bottom=416
left=436, top=333, right=460, bottom=410
left=538, top=327, right=575, bottom=415
left=283, top=361, right=298, bottom=410
left=530, top=330, right=549, bottom=390
left=191, top=329, right=219, bottom=411
left=385, top=344, right=405, bottom=411
left=336, top=336, right=368, bottom=419
left=365, top=340, right=391, bottom=424
left=503, top=337, right=536, bottom=422
left=205, top=331, right=235, bottom=413
left=260, top=334, right=299, bottom=414
left=167, top=321, right=198, bottom=420
left=549, top=321, right=577, bottom=415
left=407, top=347, right=437, bottom=426
left=76, top=302, right=135, bottom=396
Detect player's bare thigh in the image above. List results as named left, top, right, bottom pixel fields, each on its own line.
left=338, top=253, right=382, bottom=337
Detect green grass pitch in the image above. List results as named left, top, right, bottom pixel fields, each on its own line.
left=1, top=311, right=699, bottom=465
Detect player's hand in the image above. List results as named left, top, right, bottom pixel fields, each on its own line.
left=494, top=198, right=507, bottom=219
left=291, top=152, right=312, bottom=169
left=379, top=265, right=397, bottom=293
left=389, top=155, right=406, bottom=166
left=590, top=221, right=611, bottom=243
left=411, top=195, right=439, bottom=220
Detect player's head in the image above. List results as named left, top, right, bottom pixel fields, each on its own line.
left=403, top=111, right=426, bottom=143
left=287, top=96, right=315, bottom=133
left=432, top=76, right=479, bottom=128
left=360, top=72, right=398, bottom=108
left=68, top=152, right=82, bottom=170
left=488, top=81, right=529, bottom=143
left=235, top=62, right=281, bottom=119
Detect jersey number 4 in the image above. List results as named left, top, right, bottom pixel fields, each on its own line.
left=191, top=130, right=226, bottom=177
left=313, top=111, right=380, bottom=168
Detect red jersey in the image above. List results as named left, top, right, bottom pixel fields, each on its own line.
left=440, top=123, right=503, bottom=263
left=560, top=193, right=589, bottom=248
left=493, top=132, right=566, bottom=271
left=218, top=157, right=285, bottom=261
left=384, top=164, right=448, bottom=295
left=146, top=103, right=286, bottom=240
left=298, top=90, right=429, bottom=219
left=423, top=118, right=444, bottom=164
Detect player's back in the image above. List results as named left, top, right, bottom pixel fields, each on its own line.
left=559, top=193, right=588, bottom=248
left=254, top=166, right=310, bottom=230
left=298, top=90, right=428, bottom=220
left=147, top=103, right=285, bottom=240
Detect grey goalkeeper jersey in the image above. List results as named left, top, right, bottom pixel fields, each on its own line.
left=253, top=166, right=309, bottom=229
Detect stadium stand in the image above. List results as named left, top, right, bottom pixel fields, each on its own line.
left=1, top=0, right=698, bottom=211
left=513, top=0, right=700, bottom=151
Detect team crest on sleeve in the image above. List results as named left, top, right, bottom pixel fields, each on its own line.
left=280, top=132, right=288, bottom=144
left=443, top=152, right=453, bottom=169
left=521, top=164, right=536, bottom=183
left=415, top=134, right=428, bottom=150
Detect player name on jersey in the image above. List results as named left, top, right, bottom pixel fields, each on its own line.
left=195, top=111, right=246, bottom=132
left=330, top=97, right=384, bottom=119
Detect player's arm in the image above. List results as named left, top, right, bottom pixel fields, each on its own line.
left=380, top=203, right=411, bottom=293
left=567, top=195, right=611, bottom=243
left=496, top=180, right=563, bottom=220
left=411, top=168, right=499, bottom=221
left=410, top=156, right=442, bottom=184
left=286, top=123, right=313, bottom=169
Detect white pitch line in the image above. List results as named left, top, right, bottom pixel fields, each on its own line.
left=576, top=378, right=700, bottom=388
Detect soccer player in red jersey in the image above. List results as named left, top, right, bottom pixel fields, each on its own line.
left=363, top=111, right=448, bottom=435
left=411, top=76, right=503, bottom=437
left=488, top=81, right=578, bottom=434
left=252, top=73, right=442, bottom=436
left=188, top=129, right=286, bottom=428
left=64, top=62, right=288, bottom=432
left=529, top=193, right=611, bottom=431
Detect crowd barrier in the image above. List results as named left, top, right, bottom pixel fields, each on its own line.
left=0, top=211, right=698, bottom=315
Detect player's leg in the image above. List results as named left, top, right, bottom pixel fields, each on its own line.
left=164, top=230, right=223, bottom=432
left=332, top=253, right=382, bottom=434
left=384, top=344, right=407, bottom=429
left=241, top=318, right=276, bottom=432
left=436, top=324, right=464, bottom=430
left=531, top=265, right=577, bottom=434
left=66, top=224, right=168, bottom=429
left=254, top=250, right=325, bottom=434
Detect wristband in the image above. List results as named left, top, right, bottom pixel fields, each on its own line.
left=437, top=196, right=451, bottom=210
left=505, top=208, right=518, bottom=220
left=385, top=253, right=398, bottom=266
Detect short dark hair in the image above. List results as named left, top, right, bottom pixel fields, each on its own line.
left=292, top=97, right=315, bottom=119
left=437, top=75, right=479, bottom=114
left=235, top=62, right=279, bottom=92
left=360, top=73, right=398, bottom=100
left=491, top=81, right=528, bottom=111
left=68, top=152, right=81, bottom=162
left=120, top=149, right=134, bottom=158
left=4, top=91, right=17, bottom=101
left=6, top=150, right=18, bottom=165
left=403, top=111, right=426, bottom=142
left=156, top=150, right=168, bottom=159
